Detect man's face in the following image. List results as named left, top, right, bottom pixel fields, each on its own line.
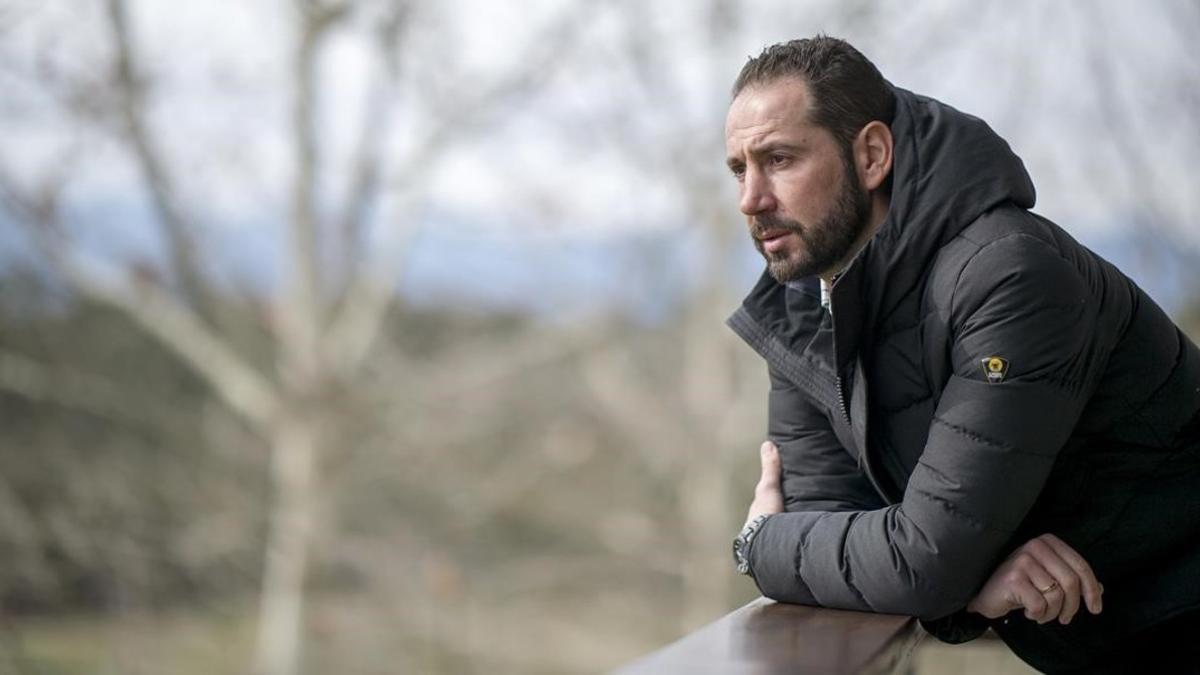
left=725, top=77, right=870, bottom=282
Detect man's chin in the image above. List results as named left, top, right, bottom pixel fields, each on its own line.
left=765, top=256, right=816, bottom=284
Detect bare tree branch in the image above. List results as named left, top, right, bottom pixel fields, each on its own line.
left=321, top=1, right=598, bottom=378
left=105, top=0, right=216, bottom=318
left=77, top=261, right=281, bottom=428
left=0, top=168, right=280, bottom=429
left=275, top=0, right=350, bottom=391
left=384, top=319, right=618, bottom=409
left=578, top=344, right=687, bottom=476
left=334, top=1, right=412, bottom=288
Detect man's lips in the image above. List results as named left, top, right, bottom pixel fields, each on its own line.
left=756, top=230, right=797, bottom=255
left=754, top=229, right=790, bottom=242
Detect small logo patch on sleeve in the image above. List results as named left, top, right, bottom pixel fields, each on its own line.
left=981, top=356, right=1010, bottom=384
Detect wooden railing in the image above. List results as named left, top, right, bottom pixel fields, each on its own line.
left=616, top=597, right=923, bottom=674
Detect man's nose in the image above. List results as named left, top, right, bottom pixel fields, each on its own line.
left=739, top=169, right=776, bottom=216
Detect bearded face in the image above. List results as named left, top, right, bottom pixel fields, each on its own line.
left=726, top=78, right=876, bottom=283
left=750, top=148, right=871, bottom=283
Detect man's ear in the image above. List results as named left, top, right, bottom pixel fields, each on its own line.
left=855, top=121, right=893, bottom=192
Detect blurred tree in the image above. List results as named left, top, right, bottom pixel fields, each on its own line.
left=572, top=0, right=766, bottom=630
left=0, top=1, right=593, bottom=673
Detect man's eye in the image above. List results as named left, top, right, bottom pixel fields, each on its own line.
left=768, top=154, right=790, bottom=167
left=730, top=166, right=746, bottom=181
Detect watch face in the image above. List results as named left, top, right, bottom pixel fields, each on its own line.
left=732, top=536, right=749, bottom=574
left=733, top=516, right=768, bottom=575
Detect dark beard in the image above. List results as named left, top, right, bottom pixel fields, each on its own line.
left=752, top=156, right=871, bottom=283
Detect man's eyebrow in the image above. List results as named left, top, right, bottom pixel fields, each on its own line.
left=720, top=139, right=806, bottom=169
left=752, top=141, right=804, bottom=156
left=727, top=141, right=805, bottom=168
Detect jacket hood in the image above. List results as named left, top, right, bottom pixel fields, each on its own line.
left=853, top=86, right=1036, bottom=325
left=730, top=86, right=1038, bottom=377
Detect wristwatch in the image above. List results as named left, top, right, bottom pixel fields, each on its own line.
left=732, top=514, right=772, bottom=575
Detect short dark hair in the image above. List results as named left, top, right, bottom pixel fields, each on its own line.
left=732, top=36, right=895, bottom=150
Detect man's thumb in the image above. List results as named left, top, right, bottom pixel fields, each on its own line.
left=759, top=441, right=781, bottom=485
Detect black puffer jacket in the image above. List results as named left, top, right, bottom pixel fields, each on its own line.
left=727, top=87, right=1200, bottom=672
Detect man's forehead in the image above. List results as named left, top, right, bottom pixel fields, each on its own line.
left=725, top=77, right=814, bottom=143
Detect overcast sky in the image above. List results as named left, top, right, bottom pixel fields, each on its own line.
left=1, top=0, right=1196, bottom=314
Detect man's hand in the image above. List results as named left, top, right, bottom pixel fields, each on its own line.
left=966, top=533, right=1104, bottom=625
left=744, top=441, right=784, bottom=527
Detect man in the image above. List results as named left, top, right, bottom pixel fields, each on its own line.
left=725, top=36, right=1200, bottom=673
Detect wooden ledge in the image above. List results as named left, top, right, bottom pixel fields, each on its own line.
left=616, top=597, right=922, bottom=674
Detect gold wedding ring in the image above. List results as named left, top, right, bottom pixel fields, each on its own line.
left=1038, top=581, right=1059, bottom=594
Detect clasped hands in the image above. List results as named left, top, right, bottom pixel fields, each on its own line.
left=745, top=441, right=1104, bottom=625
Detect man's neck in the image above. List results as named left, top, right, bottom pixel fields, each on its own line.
left=819, top=229, right=872, bottom=286
left=819, top=192, right=890, bottom=285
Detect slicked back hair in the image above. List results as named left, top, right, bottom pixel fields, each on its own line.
left=732, top=36, right=895, bottom=154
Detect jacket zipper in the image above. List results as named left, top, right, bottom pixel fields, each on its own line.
left=836, top=376, right=851, bottom=424
left=827, top=288, right=852, bottom=425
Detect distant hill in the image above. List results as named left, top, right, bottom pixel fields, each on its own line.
left=3, top=207, right=1197, bottom=320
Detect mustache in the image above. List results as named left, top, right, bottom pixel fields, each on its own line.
left=750, top=213, right=804, bottom=239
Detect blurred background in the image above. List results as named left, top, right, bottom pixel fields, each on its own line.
left=0, top=1, right=1197, bottom=673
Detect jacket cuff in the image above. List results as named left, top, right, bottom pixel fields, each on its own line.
left=919, top=608, right=990, bottom=644
left=748, top=513, right=820, bottom=606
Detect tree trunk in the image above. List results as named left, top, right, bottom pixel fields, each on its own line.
left=253, top=411, right=319, bottom=675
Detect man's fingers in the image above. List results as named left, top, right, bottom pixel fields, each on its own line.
left=975, top=534, right=1105, bottom=627
left=757, top=442, right=781, bottom=492
left=1039, top=534, right=1103, bottom=615
left=1012, top=576, right=1050, bottom=623
left=1047, top=568, right=1081, bottom=625
left=1023, top=540, right=1082, bottom=623
left=1029, top=572, right=1066, bottom=624
left=1012, top=555, right=1062, bottom=624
